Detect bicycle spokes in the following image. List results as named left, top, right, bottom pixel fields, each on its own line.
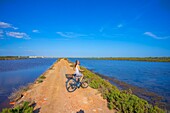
left=66, top=79, right=77, bottom=92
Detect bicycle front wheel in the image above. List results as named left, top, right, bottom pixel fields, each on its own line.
left=66, top=79, right=77, bottom=92
left=81, top=80, right=88, bottom=88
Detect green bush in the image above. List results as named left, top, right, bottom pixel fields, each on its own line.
left=39, top=75, right=46, bottom=79
left=1, top=101, right=33, bottom=113
left=36, top=75, right=46, bottom=83
left=82, top=67, right=165, bottom=113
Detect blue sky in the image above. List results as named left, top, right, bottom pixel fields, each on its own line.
left=0, top=0, right=170, bottom=57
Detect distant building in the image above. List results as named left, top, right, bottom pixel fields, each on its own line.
left=29, top=56, right=44, bottom=58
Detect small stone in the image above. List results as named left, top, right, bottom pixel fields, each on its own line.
left=92, top=109, right=96, bottom=112
left=98, top=108, right=102, bottom=111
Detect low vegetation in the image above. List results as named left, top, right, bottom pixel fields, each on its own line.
left=1, top=101, right=33, bottom=113
left=57, top=58, right=70, bottom=62
left=82, top=67, right=165, bottom=113
left=89, top=57, right=170, bottom=62
left=36, top=75, right=46, bottom=83
left=57, top=58, right=62, bottom=62
left=9, top=84, right=32, bottom=102
left=93, top=72, right=167, bottom=109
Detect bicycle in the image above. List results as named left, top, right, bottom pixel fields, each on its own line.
left=66, top=74, right=89, bottom=92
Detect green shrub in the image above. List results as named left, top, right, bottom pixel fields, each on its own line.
left=36, top=75, right=46, bottom=83
left=37, top=79, right=43, bottom=83
left=82, top=67, right=165, bottom=113
left=1, top=101, right=33, bottom=113
left=39, top=75, right=46, bottom=79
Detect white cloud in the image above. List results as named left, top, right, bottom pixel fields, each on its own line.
left=117, top=24, right=123, bottom=28
left=0, top=21, right=18, bottom=29
left=6, top=32, right=30, bottom=39
left=144, top=32, right=170, bottom=39
left=32, top=29, right=39, bottom=33
left=13, top=27, right=18, bottom=30
left=56, top=32, right=87, bottom=38
left=0, top=22, right=11, bottom=28
left=0, top=30, right=3, bottom=37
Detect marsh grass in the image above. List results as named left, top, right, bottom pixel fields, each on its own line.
left=1, top=101, right=34, bottom=113
left=82, top=67, right=165, bottom=113
left=93, top=71, right=168, bottom=109
left=9, top=84, right=32, bottom=102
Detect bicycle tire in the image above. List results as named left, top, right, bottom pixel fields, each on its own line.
left=66, top=79, right=77, bottom=92
left=81, top=80, right=88, bottom=88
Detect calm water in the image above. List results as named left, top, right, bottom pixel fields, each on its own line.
left=0, top=58, right=57, bottom=110
left=69, top=58, right=170, bottom=103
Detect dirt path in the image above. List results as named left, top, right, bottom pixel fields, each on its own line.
left=20, top=59, right=115, bottom=113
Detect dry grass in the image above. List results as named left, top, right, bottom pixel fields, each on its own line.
left=9, top=83, right=33, bottom=102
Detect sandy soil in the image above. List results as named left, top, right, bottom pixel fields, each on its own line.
left=19, top=59, right=115, bottom=113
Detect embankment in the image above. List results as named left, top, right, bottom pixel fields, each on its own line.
left=1, top=58, right=166, bottom=113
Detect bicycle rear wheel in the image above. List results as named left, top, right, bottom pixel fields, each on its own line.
left=81, top=80, right=88, bottom=88
left=66, top=79, right=77, bottom=92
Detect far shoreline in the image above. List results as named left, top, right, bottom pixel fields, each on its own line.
left=75, top=57, right=170, bottom=62
left=0, top=56, right=29, bottom=60
left=0, top=56, right=56, bottom=60
left=1, top=56, right=170, bottom=62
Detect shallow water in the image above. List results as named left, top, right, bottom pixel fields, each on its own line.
left=0, top=58, right=57, bottom=110
left=69, top=58, right=170, bottom=104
